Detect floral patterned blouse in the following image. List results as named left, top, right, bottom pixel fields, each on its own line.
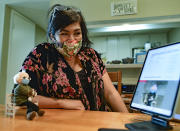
left=20, top=43, right=108, bottom=111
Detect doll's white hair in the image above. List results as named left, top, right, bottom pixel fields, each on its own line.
left=13, top=70, right=26, bottom=84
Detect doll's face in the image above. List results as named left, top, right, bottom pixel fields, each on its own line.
left=16, top=72, right=30, bottom=84
left=55, top=22, right=82, bottom=45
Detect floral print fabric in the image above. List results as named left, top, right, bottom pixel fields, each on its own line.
left=20, top=43, right=108, bottom=111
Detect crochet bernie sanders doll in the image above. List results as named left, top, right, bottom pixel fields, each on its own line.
left=13, top=71, right=45, bottom=120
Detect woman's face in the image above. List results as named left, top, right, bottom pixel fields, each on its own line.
left=55, top=22, right=82, bottom=44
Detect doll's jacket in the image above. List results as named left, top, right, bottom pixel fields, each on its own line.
left=13, top=84, right=33, bottom=105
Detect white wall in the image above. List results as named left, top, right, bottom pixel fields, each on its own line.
left=0, top=5, right=11, bottom=105
left=6, top=10, right=35, bottom=95
left=0, top=3, right=5, bottom=75
left=90, top=32, right=167, bottom=62
left=0, top=3, right=4, bottom=49
left=0, top=4, right=46, bottom=104
left=0, top=3, right=6, bottom=104
left=35, top=25, right=47, bottom=45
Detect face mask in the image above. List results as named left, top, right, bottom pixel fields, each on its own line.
left=22, top=78, right=30, bottom=85
left=60, top=40, right=82, bottom=58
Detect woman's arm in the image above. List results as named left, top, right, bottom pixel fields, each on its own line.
left=103, top=72, right=129, bottom=112
left=33, top=95, right=85, bottom=110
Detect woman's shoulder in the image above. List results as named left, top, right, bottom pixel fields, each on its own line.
left=27, top=42, right=57, bottom=59
left=32, top=42, right=56, bottom=53
left=82, top=47, right=98, bottom=55
left=35, top=42, right=54, bottom=49
left=82, top=47, right=100, bottom=57
left=80, top=47, right=102, bottom=62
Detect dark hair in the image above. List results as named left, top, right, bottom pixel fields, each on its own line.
left=47, top=4, right=92, bottom=47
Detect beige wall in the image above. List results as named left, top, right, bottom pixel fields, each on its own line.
left=51, top=0, right=180, bottom=23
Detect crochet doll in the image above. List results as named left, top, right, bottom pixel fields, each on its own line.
left=13, top=71, right=45, bottom=120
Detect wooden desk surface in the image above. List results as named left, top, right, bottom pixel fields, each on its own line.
left=0, top=105, right=180, bottom=131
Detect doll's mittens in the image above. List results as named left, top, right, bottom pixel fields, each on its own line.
left=27, top=111, right=36, bottom=120
left=37, top=110, right=45, bottom=116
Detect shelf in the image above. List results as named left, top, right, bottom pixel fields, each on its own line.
left=105, top=64, right=143, bottom=69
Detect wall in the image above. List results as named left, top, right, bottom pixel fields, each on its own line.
left=0, top=3, right=5, bottom=82
left=0, top=4, right=4, bottom=56
left=168, top=28, right=180, bottom=43
left=35, top=25, right=47, bottom=45
left=6, top=10, right=35, bottom=95
left=51, top=0, right=180, bottom=25
left=0, top=5, right=11, bottom=104
left=90, top=32, right=167, bottom=62
left=0, top=3, right=6, bottom=104
left=0, top=2, right=47, bottom=104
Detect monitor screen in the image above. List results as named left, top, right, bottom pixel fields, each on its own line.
left=130, top=42, right=180, bottom=118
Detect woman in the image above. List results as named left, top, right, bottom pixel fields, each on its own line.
left=16, top=4, right=128, bottom=112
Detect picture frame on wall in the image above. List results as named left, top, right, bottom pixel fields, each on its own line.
left=111, top=0, right=137, bottom=16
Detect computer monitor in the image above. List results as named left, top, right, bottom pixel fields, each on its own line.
left=125, top=42, right=180, bottom=130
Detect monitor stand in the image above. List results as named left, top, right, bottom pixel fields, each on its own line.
left=125, top=115, right=173, bottom=130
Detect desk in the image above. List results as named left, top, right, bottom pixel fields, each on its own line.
left=0, top=105, right=180, bottom=131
